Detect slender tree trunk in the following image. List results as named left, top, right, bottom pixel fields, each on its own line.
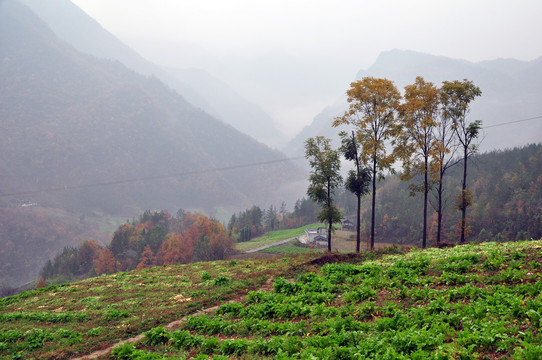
left=352, top=131, right=362, bottom=253
left=370, top=155, right=377, bottom=250
left=356, top=194, right=361, bottom=253
left=460, top=146, right=468, bottom=243
left=436, top=174, right=443, bottom=245
left=423, top=156, right=428, bottom=249
left=327, top=179, right=332, bottom=252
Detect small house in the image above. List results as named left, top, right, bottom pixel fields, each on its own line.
left=305, top=227, right=328, bottom=246
left=341, top=219, right=355, bottom=231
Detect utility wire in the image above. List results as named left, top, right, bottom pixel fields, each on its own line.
left=0, top=156, right=306, bottom=198
left=2, top=114, right=540, bottom=199
left=482, top=115, right=542, bottom=129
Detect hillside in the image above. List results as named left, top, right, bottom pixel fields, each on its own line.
left=339, top=143, right=542, bottom=248
left=0, top=0, right=305, bottom=287
left=0, top=0, right=303, bottom=213
left=18, top=0, right=287, bottom=148
left=285, top=49, right=542, bottom=156
left=1, top=240, right=541, bottom=359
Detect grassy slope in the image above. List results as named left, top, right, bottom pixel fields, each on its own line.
left=1, top=240, right=541, bottom=359
left=234, top=223, right=326, bottom=252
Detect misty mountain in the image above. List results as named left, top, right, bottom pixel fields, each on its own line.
left=0, top=0, right=304, bottom=215
left=164, top=67, right=286, bottom=148
left=18, top=0, right=286, bottom=148
left=285, top=49, right=542, bottom=156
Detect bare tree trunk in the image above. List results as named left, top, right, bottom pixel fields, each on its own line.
left=436, top=175, right=443, bottom=245
left=460, top=146, right=468, bottom=244
left=423, top=156, right=428, bottom=248
left=327, top=179, right=332, bottom=252
left=356, top=193, right=361, bottom=252
left=370, top=155, right=377, bottom=250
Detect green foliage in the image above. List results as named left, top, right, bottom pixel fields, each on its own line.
left=103, top=308, right=131, bottom=322
left=305, top=136, right=343, bottom=250
left=200, top=271, right=212, bottom=281
left=110, top=342, right=137, bottom=360
left=143, top=326, right=171, bottom=346
left=213, top=276, right=230, bottom=286
left=111, top=342, right=166, bottom=360
left=2, top=240, right=542, bottom=359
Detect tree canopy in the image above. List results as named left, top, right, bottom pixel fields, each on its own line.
left=305, top=136, right=343, bottom=251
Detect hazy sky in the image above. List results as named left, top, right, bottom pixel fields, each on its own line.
left=70, top=0, right=542, bottom=137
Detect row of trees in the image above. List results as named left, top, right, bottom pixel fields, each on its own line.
left=40, top=210, right=234, bottom=283
left=306, top=76, right=482, bottom=250
left=360, top=144, right=542, bottom=245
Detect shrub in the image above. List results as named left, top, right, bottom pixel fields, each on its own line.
left=143, top=326, right=171, bottom=346
left=103, top=308, right=131, bottom=321
left=110, top=342, right=136, bottom=360
left=342, top=286, right=377, bottom=303
left=201, top=336, right=219, bottom=354
left=273, top=277, right=301, bottom=295
left=221, top=338, right=249, bottom=355
left=200, top=272, right=212, bottom=281
left=213, top=276, right=230, bottom=286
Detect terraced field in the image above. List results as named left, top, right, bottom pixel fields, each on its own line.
left=1, top=240, right=541, bottom=359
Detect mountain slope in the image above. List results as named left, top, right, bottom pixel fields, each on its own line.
left=18, top=0, right=286, bottom=147
left=0, top=0, right=303, bottom=214
left=285, top=49, right=542, bottom=156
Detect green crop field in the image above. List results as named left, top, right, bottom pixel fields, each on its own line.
left=1, top=240, right=541, bottom=359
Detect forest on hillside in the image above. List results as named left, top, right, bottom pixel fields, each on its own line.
left=35, top=210, right=234, bottom=287
left=336, top=143, right=542, bottom=247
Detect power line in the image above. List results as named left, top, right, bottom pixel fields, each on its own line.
left=0, top=156, right=306, bottom=198
left=2, top=115, right=540, bottom=199
left=482, top=115, right=542, bottom=129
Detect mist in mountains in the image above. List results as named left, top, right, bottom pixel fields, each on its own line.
left=18, top=0, right=287, bottom=148
left=0, top=0, right=304, bottom=216
left=285, top=50, right=542, bottom=156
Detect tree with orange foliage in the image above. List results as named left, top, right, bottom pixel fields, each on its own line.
left=157, top=233, right=193, bottom=265
left=334, top=77, right=402, bottom=250
left=36, top=276, right=47, bottom=289
left=397, top=77, right=440, bottom=249
left=136, top=245, right=156, bottom=270
left=93, top=247, right=116, bottom=275
left=209, top=231, right=234, bottom=260
left=159, top=212, right=233, bottom=263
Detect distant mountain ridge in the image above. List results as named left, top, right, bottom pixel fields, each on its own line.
left=18, top=0, right=286, bottom=148
left=285, top=49, right=542, bottom=156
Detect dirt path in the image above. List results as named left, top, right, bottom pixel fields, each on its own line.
left=70, top=278, right=275, bottom=360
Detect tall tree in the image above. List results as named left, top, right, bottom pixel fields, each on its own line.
left=333, top=77, right=401, bottom=249
left=93, top=247, right=116, bottom=275
left=431, top=85, right=461, bottom=245
left=264, top=205, right=278, bottom=231
left=441, top=79, right=482, bottom=243
left=136, top=245, right=156, bottom=270
left=397, top=77, right=440, bottom=248
left=339, top=131, right=372, bottom=252
left=305, top=136, right=342, bottom=251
